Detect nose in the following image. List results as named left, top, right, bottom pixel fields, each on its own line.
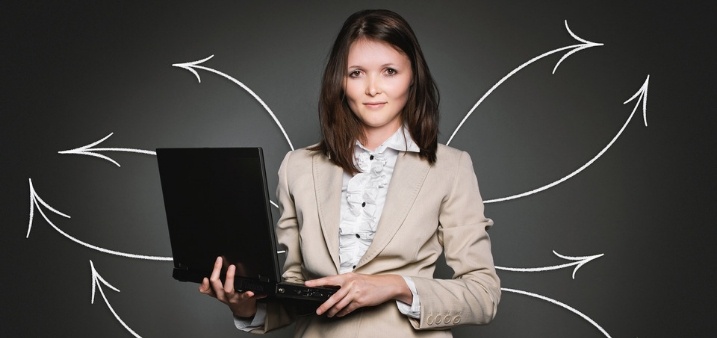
left=366, top=75, right=381, bottom=96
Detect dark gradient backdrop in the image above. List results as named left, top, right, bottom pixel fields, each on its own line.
left=2, top=1, right=715, bottom=337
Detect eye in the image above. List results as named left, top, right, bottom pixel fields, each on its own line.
left=385, top=68, right=397, bottom=76
left=348, top=70, right=361, bottom=78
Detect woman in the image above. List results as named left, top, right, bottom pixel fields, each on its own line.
left=200, top=9, right=500, bottom=337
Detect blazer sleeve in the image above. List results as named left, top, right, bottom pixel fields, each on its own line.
left=248, top=150, right=304, bottom=333
left=275, top=150, right=306, bottom=285
left=409, top=150, right=501, bottom=330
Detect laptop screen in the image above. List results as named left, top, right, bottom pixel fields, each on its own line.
left=156, top=147, right=281, bottom=284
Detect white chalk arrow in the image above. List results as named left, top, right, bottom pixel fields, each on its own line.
left=447, top=20, right=603, bottom=145
left=485, top=75, right=650, bottom=203
left=27, top=178, right=173, bottom=261
left=173, top=55, right=294, bottom=150
left=503, top=287, right=612, bottom=338
left=90, top=260, right=142, bottom=338
left=58, top=132, right=156, bottom=167
left=496, top=250, right=604, bottom=279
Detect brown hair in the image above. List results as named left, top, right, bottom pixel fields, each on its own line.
left=309, top=9, right=440, bottom=174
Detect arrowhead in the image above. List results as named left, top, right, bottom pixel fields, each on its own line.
left=58, top=133, right=121, bottom=167
left=172, top=55, right=214, bottom=83
left=553, top=250, right=604, bottom=279
left=553, top=20, right=604, bottom=74
left=27, top=178, right=71, bottom=238
left=90, top=260, right=120, bottom=304
left=623, top=75, right=650, bottom=126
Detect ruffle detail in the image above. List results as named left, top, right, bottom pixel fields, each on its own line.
left=339, top=151, right=389, bottom=272
left=345, top=152, right=388, bottom=219
left=337, top=126, right=420, bottom=274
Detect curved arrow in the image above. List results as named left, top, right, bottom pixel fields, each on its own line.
left=27, top=178, right=173, bottom=261
left=58, top=132, right=156, bottom=167
left=503, top=287, right=612, bottom=338
left=485, top=75, right=650, bottom=203
left=173, top=55, right=294, bottom=151
left=447, top=20, right=603, bottom=145
left=496, top=250, right=604, bottom=279
left=90, top=260, right=142, bottom=338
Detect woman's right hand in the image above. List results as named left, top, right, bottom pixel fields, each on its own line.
left=199, top=256, right=263, bottom=318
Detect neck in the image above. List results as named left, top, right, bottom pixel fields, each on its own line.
left=361, top=125, right=402, bottom=151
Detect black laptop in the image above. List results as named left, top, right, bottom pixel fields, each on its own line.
left=156, top=147, right=337, bottom=302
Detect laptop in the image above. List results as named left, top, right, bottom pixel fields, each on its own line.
left=156, top=147, right=337, bottom=302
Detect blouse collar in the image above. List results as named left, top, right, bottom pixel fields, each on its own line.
left=355, top=126, right=421, bottom=154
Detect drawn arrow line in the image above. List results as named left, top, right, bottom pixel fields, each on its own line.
left=496, top=250, right=604, bottom=279
left=57, top=132, right=284, bottom=209
left=58, top=132, right=156, bottom=167
left=90, top=260, right=142, bottom=338
left=27, top=178, right=173, bottom=261
left=446, top=20, right=603, bottom=145
left=503, top=287, right=612, bottom=338
left=485, top=75, right=650, bottom=203
left=172, top=55, right=294, bottom=151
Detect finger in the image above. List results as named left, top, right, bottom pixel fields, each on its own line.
left=243, top=290, right=267, bottom=300
left=209, top=257, right=226, bottom=299
left=306, top=275, right=342, bottom=288
left=316, top=287, right=348, bottom=316
left=334, top=289, right=364, bottom=318
left=224, top=265, right=236, bottom=294
left=304, top=278, right=324, bottom=288
left=209, top=256, right=223, bottom=282
left=335, top=303, right=356, bottom=318
left=327, top=293, right=354, bottom=317
left=316, top=297, right=336, bottom=316
left=234, top=291, right=259, bottom=305
left=199, top=277, right=214, bottom=296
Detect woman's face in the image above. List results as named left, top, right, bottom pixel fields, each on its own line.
left=344, top=38, right=412, bottom=143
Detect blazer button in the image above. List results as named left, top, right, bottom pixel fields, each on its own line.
left=426, top=315, right=434, bottom=325
left=453, top=316, right=461, bottom=324
left=444, top=316, right=452, bottom=324
left=434, top=315, right=443, bottom=324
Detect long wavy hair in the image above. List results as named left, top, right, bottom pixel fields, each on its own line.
left=309, top=9, right=440, bottom=174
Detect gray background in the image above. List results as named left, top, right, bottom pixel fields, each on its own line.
left=2, top=1, right=715, bottom=337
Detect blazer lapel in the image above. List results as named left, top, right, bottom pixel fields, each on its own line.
left=357, top=152, right=430, bottom=267
left=313, top=154, right=342, bottom=273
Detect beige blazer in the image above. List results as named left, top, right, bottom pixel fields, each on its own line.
left=255, top=144, right=500, bottom=337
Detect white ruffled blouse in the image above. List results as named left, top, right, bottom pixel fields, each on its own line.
left=338, top=127, right=420, bottom=274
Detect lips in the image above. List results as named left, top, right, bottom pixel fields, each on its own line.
left=363, top=102, right=387, bottom=109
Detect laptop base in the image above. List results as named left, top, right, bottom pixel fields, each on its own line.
left=173, top=268, right=337, bottom=302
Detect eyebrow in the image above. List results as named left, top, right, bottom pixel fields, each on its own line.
left=346, top=63, right=400, bottom=69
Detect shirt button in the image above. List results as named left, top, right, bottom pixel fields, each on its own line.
left=355, top=234, right=360, bottom=238
left=370, top=155, right=374, bottom=160
left=361, top=202, right=366, bottom=207
left=352, top=265, right=356, bottom=269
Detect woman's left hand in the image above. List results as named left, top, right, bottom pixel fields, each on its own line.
left=305, top=273, right=412, bottom=318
